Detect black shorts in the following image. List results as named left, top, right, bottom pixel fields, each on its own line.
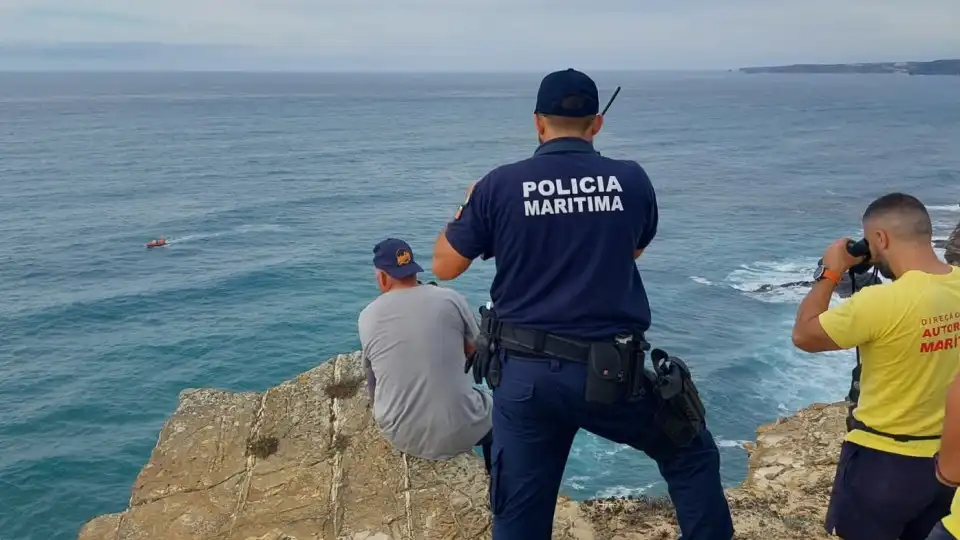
left=826, top=441, right=956, bottom=540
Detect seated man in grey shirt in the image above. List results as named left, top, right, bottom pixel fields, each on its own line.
left=358, top=238, right=493, bottom=471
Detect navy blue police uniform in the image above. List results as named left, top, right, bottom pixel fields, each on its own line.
left=442, top=69, right=734, bottom=539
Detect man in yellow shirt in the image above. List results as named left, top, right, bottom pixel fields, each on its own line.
left=793, top=192, right=960, bottom=540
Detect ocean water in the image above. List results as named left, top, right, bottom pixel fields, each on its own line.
left=1, top=71, right=958, bottom=540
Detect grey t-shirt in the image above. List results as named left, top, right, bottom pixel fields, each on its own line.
left=358, top=284, right=492, bottom=460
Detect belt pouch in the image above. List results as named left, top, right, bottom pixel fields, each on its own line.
left=585, top=342, right=624, bottom=404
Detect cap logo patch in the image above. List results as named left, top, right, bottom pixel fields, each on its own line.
left=396, top=249, right=412, bottom=265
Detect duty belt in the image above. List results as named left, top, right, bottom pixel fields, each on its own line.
left=499, top=323, right=588, bottom=362
left=485, top=318, right=648, bottom=362
left=472, top=309, right=707, bottom=444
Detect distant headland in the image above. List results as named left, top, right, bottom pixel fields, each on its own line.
left=739, top=59, right=960, bottom=75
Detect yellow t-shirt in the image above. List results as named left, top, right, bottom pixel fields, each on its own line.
left=943, top=490, right=960, bottom=537
left=819, top=266, right=960, bottom=457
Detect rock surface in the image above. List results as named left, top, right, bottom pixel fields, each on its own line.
left=946, top=218, right=960, bottom=265
left=79, top=352, right=848, bottom=540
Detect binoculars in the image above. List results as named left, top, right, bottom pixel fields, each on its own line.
left=846, top=238, right=874, bottom=276
left=847, top=238, right=870, bottom=259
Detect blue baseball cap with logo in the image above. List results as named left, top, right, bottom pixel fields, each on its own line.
left=372, top=238, right=423, bottom=279
left=534, top=68, right=600, bottom=118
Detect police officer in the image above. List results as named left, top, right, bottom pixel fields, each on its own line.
left=431, top=69, right=734, bottom=539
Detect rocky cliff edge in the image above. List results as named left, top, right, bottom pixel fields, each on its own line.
left=945, top=218, right=960, bottom=265
left=78, top=351, right=848, bottom=540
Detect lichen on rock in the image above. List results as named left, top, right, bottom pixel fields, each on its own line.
left=78, top=352, right=848, bottom=540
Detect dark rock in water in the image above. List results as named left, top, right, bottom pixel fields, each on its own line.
left=749, top=273, right=880, bottom=299
left=935, top=239, right=948, bottom=249
left=947, top=220, right=960, bottom=265
left=752, top=281, right=813, bottom=293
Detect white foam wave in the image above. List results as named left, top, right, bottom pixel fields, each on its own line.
left=691, top=276, right=712, bottom=286
left=595, top=482, right=657, bottom=499
left=716, top=438, right=750, bottom=449
left=753, top=336, right=855, bottom=415
left=567, top=476, right=591, bottom=491
left=928, top=204, right=960, bottom=212
left=165, top=224, right=289, bottom=245
left=166, top=232, right=224, bottom=244
left=726, top=258, right=818, bottom=304
left=724, top=244, right=957, bottom=305
left=935, top=219, right=959, bottom=233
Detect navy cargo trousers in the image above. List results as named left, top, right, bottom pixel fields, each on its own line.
left=489, top=351, right=734, bottom=539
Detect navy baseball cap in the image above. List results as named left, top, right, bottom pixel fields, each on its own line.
left=372, top=238, right=423, bottom=279
left=534, top=68, right=600, bottom=117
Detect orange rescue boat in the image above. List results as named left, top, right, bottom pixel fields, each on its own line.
left=146, top=237, right=168, bottom=248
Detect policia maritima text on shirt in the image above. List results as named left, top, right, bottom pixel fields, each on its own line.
left=431, top=68, right=734, bottom=540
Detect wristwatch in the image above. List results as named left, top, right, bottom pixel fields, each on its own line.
left=814, top=264, right=842, bottom=286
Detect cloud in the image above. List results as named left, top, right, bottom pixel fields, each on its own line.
left=0, top=0, right=957, bottom=70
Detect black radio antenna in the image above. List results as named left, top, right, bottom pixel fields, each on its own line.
left=600, top=86, right=621, bottom=116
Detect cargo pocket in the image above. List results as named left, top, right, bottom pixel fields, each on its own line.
left=837, top=443, right=862, bottom=490
left=495, top=379, right=534, bottom=402
left=488, top=447, right=505, bottom=515
left=493, top=378, right=535, bottom=425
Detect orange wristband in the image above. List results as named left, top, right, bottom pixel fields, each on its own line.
left=821, top=269, right=842, bottom=286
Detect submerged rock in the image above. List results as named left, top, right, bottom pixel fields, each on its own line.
left=79, top=352, right=847, bottom=539
left=947, top=219, right=960, bottom=265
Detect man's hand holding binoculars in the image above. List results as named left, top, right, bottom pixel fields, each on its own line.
left=823, top=238, right=868, bottom=275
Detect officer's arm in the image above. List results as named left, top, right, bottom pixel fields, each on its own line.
left=793, top=283, right=882, bottom=353
left=433, top=229, right=474, bottom=280
left=634, top=170, right=658, bottom=260
left=432, top=179, right=492, bottom=281
left=937, top=370, right=960, bottom=485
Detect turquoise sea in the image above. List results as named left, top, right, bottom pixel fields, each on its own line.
left=1, top=71, right=958, bottom=540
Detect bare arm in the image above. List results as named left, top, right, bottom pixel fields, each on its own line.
left=793, top=240, right=870, bottom=353
left=432, top=226, right=474, bottom=281
left=792, top=280, right=843, bottom=353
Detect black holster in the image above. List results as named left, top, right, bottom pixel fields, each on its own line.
left=650, top=348, right=707, bottom=448
left=585, top=335, right=649, bottom=405
left=464, top=306, right=502, bottom=390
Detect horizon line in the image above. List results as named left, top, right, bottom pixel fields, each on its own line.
left=0, top=68, right=739, bottom=74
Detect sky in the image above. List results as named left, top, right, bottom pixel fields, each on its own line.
left=0, top=0, right=957, bottom=70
